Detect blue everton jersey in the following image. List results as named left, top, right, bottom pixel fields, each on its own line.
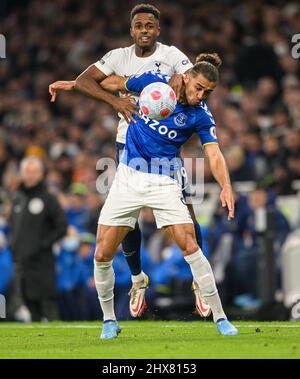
left=121, top=71, right=218, bottom=177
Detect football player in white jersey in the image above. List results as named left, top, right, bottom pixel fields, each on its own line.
left=49, top=3, right=210, bottom=319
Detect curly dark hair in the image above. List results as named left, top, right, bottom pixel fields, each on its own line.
left=130, top=3, right=160, bottom=22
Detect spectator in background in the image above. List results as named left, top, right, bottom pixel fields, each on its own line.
left=151, top=234, right=200, bottom=320
left=0, top=232, right=13, bottom=295
left=260, top=136, right=295, bottom=194
left=208, top=191, right=251, bottom=305
left=209, top=187, right=290, bottom=307
left=284, top=130, right=300, bottom=181
left=262, top=136, right=283, bottom=174
left=9, top=156, right=68, bottom=321
left=234, top=33, right=283, bottom=86
left=56, top=226, right=85, bottom=321
left=224, top=145, right=255, bottom=182
left=46, top=169, right=65, bottom=195
left=256, top=77, right=280, bottom=114
left=152, top=235, right=193, bottom=296
left=0, top=140, right=10, bottom=184
left=53, top=153, right=75, bottom=191
left=242, top=131, right=266, bottom=180
left=85, top=191, right=104, bottom=235
left=66, top=182, right=90, bottom=232
left=247, top=187, right=290, bottom=247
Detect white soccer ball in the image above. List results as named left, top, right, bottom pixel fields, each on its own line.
left=139, top=82, right=177, bottom=120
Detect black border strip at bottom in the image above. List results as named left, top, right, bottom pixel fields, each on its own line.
left=0, top=359, right=298, bottom=376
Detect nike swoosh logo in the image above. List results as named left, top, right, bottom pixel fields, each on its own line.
left=199, top=300, right=210, bottom=314
left=132, top=295, right=141, bottom=314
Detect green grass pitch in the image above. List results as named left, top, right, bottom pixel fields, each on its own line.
left=0, top=321, right=300, bottom=359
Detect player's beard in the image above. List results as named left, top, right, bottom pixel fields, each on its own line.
left=136, top=36, right=156, bottom=52
left=186, top=94, right=199, bottom=106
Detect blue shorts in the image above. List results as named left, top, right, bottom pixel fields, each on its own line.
left=115, top=142, right=193, bottom=199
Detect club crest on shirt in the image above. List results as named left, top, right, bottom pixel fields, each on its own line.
left=154, top=61, right=162, bottom=73
left=210, top=126, right=217, bottom=139
left=174, top=112, right=188, bottom=127
left=28, top=198, right=44, bottom=214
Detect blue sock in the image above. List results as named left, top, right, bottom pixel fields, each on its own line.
left=122, top=223, right=142, bottom=276
left=194, top=221, right=203, bottom=249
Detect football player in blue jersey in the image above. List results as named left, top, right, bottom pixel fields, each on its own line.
left=95, top=53, right=238, bottom=339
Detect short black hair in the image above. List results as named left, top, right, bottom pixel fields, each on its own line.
left=130, top=3, right=160, bottom=22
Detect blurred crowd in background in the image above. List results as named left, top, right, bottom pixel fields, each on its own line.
left=1, top=0, right=300, bottom=321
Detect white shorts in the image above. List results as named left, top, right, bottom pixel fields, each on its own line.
left=98, top=163, right=193, bottom=229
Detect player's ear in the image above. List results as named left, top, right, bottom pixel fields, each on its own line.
left=182, top=73, right=189, bottom=84
left=157, top=26, right=161, bottom=37
left=130, top=27, right=134, bottom=38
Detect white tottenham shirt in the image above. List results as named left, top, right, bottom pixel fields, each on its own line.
left=94, top=42, right=193, bottom=143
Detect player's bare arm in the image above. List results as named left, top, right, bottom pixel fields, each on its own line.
left=49, top=73, right=184, bottom=105
left=49, top=75, right=128, bottom=98
left=168, top=74, right=184, bottom=100
left=100, top=75, right=128, bottom=92
left=100, top=73, right=185, bottom=101
left=49, top=80, right=75, bottom=102
left=204, top=143, right=235, bottom=220
left=74, top=65, right=140, bottom=124
left=48, top=66, right=139, bottom=124
left=75, top=65, right=140, bottom=124
left=48, top=75, right=128, bottom=101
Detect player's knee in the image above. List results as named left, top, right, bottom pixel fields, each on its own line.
left=185, top=245, right=199, bottom=255
left=94, top=236, right=111, bottom=263
left=94, top=249, right=105, bottom=263
left=183, top=235, right=199, bottom=256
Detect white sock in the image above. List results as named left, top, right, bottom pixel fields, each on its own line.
left=94, top=260, right=116, bottom=321
left=184, top=249, right=227, bottom=323
left=131, top=271, right=146, bottom=283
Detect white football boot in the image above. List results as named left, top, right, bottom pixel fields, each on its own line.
left=192, top=280, right=212, bottom=318
left=129, top=274, right=149, bottom=317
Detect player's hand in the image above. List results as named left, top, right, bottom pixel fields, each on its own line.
left=168, top=74, right=184, bottom=101
left=49, top=80, right=75, bottom=102
left=112, top=97, right=141, bottom=124
left=220, top=184, right=235, bottom=220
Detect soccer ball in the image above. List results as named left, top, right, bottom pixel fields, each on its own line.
left=139, top=82, right=177, bottom=120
